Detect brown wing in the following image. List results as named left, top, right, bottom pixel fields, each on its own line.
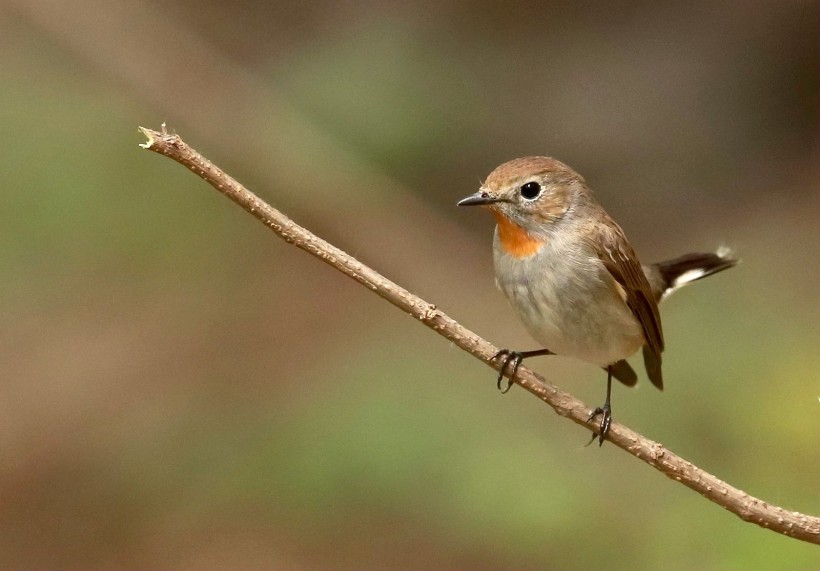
left=588, top=219, right=665, bottom=389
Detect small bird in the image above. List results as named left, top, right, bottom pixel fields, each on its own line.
left=458, top=156, right=737, bottom=445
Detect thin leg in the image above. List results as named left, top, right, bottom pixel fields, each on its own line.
left=587, top=366, right=613, bottom=446
left=492, top=348, right=554, bottom=393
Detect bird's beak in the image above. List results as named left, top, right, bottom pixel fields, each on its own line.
left=457, top=191, right=502, bottom=206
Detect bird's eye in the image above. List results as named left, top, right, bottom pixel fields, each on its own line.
left=519, top=181, right=542, bottom=200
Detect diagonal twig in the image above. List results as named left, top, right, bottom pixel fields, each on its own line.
left=139, top=125, right=820, bottom=545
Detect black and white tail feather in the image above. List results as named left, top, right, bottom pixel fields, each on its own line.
left=648, top=246, right=738, bottom=303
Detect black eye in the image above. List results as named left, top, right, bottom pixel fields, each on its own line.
left=519, top=181, right=542, bottom=200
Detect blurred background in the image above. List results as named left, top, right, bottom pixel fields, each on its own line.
left=1, top=0, right=818, bottom=568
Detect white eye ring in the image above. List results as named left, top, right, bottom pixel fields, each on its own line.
left=519, top=181, right=542, bottom=200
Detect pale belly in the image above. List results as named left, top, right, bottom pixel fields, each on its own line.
left=494, top=243, right=645, bottom=366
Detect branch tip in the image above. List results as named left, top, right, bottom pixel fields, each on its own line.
left=138, top=126, right=155, bottom=149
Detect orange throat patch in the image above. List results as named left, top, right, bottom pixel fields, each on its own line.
left=493, top=212, right=544, bottom=258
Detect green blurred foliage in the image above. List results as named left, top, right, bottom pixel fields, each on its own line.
left=0, top=1, right=818, bottom=569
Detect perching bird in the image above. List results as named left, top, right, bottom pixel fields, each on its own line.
left=458, top=156, right=737, bottom=444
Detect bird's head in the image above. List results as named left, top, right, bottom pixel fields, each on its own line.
left=458, top=156, right=587, bottom=256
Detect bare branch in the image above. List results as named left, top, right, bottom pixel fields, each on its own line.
left=139, top=125, right=820, bottom=545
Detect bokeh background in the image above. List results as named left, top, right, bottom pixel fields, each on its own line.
left=1, top=1, right=818, bottom=568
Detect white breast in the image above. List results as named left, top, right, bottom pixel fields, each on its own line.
left=493, top=229, right=644, bottom=366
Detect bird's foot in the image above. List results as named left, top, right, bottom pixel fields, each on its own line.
left=586, top=404, right=612, bottom=447
left=492, top=349, right=524, bottom=394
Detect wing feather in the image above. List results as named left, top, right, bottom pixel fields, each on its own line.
left=588, top=219, right=665, bottom=389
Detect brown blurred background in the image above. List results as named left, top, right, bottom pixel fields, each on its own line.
left=1, top=1, right=818, bottom=568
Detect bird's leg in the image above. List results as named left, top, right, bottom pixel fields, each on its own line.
left=492, top=348, right=554, bottom=393
left=587, top=366, right=613, bottom=446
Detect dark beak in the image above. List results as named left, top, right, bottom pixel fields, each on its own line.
left=457, top=191, right=502, bottom=206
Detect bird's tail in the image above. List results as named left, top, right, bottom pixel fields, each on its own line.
left=647, top=247, right=739, bottom=303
